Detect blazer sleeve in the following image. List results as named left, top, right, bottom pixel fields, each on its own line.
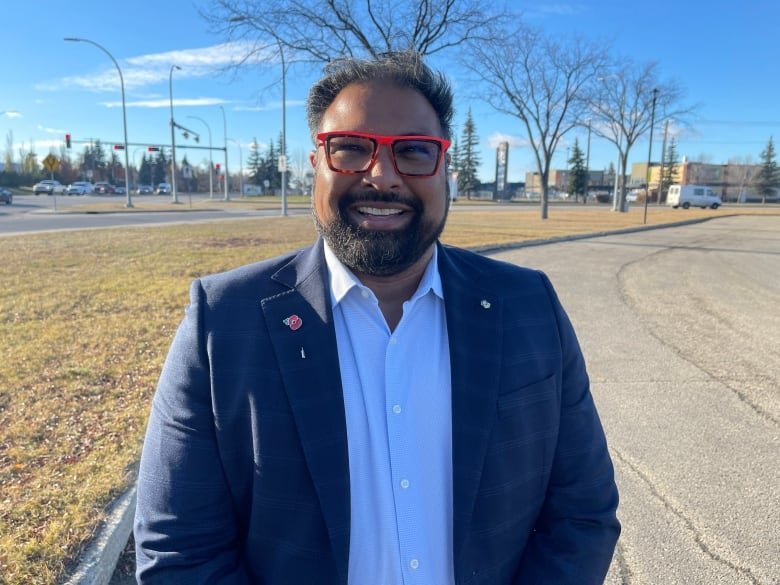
left=134, top=280, right=251, bottom=584
left=512, top=273, right=620, bottom=584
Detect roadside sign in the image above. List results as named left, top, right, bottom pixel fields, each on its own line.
left=42, top=154, right=60, bottom=173
left=182, top=165, right=192, bottom=179
left=278, top=155, right=287, bottom=173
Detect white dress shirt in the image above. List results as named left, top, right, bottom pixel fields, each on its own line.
left=324, top=242, right=454, bottom=585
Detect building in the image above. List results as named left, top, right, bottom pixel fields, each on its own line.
left=525, top=169, right=613, bottom=199
left=630, top=159, right=762, bottom=202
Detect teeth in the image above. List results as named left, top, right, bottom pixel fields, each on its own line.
left=357, top=206, right=403, bottom=216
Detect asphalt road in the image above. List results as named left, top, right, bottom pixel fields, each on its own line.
left=106, top=214, right=778, bottom=584
left=0, top=194, right=311, bottom=235
left=494, top=215, right=779, bottom=585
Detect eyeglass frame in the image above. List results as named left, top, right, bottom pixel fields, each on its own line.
left=315, top=131, right=452, bottom=177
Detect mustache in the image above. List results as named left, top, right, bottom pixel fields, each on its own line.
left=338, top=191, right=423, bottom=213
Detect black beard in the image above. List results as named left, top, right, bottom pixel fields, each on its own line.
left=313, top=191, right=447, bottom=276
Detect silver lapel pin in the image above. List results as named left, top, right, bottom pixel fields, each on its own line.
left=480, top=299, right=491, bottom=309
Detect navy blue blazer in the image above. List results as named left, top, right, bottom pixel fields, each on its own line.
left=135, top=240, right=619, bottom=584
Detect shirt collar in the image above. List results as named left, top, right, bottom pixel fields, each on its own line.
left=323, top=240, right=443, bottom=307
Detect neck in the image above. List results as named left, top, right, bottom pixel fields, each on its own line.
left=354, top=245, right=434, bottom=332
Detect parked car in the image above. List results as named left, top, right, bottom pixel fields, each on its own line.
left=33, top=180, right=65, bottom=195
left=0, top=188, right=12, bottom=205
left=667, top=184, right=722, bottom=209
left=156, top=182, right=171, bottom=195
left=93, top=182, right=116, bottom=194
left=115, top=185, right=127, bottom=195
left=626, top=189, right=642, bottom=203
left=135, top=184, right=153, bottom=195
left=67, top=181, right=94, bottom=195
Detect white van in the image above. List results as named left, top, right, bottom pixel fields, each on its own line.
left=667, top=184, right=722, bottom=209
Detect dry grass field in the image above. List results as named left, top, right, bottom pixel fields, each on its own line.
left=0, top=204, right=776, bottom=583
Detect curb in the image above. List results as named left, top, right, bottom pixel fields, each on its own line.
left=65, top=485, right=136, bottom=585
left=471, top=215, right=718, bottom=255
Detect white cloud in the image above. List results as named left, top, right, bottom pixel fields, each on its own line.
left=1, top=110, right=23, bottom=118
left=526, top=3, right=584, bottom=18
left=233, top=100, right=306, bottom=112
left=487, top=133, right=530, bottom=149
left=37, top=125, right=70, bottom=135
left=31, top=139, right=64, bottom=152
left=38, top=41, right=269, bottom=94
left=103, top=97, right=230, bottom=109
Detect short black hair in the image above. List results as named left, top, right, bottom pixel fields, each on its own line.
left=306, top=51, right=454, bottom=141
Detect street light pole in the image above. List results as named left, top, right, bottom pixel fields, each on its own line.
left=219, top=105, right=230, bottom=200
left=643, top=88, right=659, bottom=225
left=169, top=65, right=181, bottom=203
left=585, top=119, right=592, bottom=202
left=64, top=37, right=132, bottom=208
left=187, top=115, right=213, bottom=199
left=277, top=40, right=288, bottom=216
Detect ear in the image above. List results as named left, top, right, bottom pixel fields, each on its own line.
left=309, top=150, right=318, bottom=168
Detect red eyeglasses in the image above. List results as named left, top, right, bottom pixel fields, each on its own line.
left=316, top=131, right=451, bottom=177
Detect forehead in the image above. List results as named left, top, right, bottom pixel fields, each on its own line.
left=320, top=80, right=442, bottom=136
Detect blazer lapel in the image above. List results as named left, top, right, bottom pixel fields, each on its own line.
left=438, top=245, right=503, bottom=560
left=262, top=241, right=350, bottom=585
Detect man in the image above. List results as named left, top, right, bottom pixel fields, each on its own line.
left=135, top=51, right=620, bottom=584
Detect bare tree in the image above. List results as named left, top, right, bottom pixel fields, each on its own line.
left=4, top=130, right=13, bottom=172
left=204, top=0, right=502, bottom=65
left=588, top=61, right=691, bottom=212
left=465, top=22, right=608, bottom=219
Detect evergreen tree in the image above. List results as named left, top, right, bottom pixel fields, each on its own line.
left=152, top=151, right=168, bottom=185
left=247, top=138, right=263, bottom=186
left=660, top=137, right=679, bottom=202
left=449, top=136, right=461, bottom=175
left=567, top=138, right=587, bottom=203
left=109, top=150, right=121, bottom=183
left=755, top=136, right=779, bottom=205
left=458, top=108, right=481, bottom=199
left=264, top=139, right=279, bottom=192
left=139, top=154, right=152, bottom=186
left=277, top=131, right=289, bottom=190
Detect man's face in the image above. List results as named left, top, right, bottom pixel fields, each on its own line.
left=309, top=80, right=449, bottom=277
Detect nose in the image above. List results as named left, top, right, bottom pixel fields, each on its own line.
left=363, top=143, right=403, bottom=190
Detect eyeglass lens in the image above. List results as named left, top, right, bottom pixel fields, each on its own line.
left=326, top=135, right=441, bottom=176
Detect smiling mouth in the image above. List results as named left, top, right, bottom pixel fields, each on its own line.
left=356, top=206, right=405, bottom=216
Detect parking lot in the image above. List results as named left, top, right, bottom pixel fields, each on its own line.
left=494, top=215, right=778, bottom=584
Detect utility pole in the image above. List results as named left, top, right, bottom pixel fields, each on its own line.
left=643, top=88, right=659, bottom=225
left=657, top=119, right=669, bottom=205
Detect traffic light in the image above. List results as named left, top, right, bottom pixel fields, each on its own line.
left=65, top=133, right=71, bottom=149
left=148, top=146, right=161, bottom=152
left=113, top=144, right=125, bottom=150
left=215, top=163, right=221, bottom=174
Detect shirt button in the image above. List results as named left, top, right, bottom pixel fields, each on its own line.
left=410, top=559, right=419, bottom=570
left=400, top=479, right=410, bottom=489
left=390, top=338, right=398, bottom=345
left=361, top=289, right=370, bottom=299
left=392, top=404, right=402, bottom=414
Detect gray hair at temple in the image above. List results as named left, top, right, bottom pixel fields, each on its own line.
left=306, top=51, right=454, bottom=141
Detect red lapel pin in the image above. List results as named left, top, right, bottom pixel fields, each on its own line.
left=283, top=314, right=303, bottom=331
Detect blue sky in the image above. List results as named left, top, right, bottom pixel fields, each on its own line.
left=3, top=1, right=779, bottom=183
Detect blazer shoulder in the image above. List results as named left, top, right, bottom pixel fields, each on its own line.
left=196, top=245, right=315, bottom=303
left=440, top=243, right=549, bottom=291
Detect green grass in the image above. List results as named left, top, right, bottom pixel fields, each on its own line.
left=0, top=205, right=777, bottom=584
